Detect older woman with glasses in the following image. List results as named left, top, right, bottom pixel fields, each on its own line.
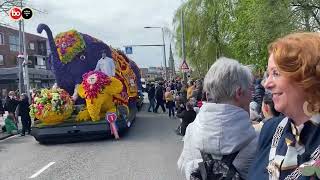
left=248, top=32, right=320, bottom=180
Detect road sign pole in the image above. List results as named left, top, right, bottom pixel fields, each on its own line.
left=181, top=5, right=187, bottom=84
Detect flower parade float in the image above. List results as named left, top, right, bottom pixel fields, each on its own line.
left=30, top=24, right=144, bottom=144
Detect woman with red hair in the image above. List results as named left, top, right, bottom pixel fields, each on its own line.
left=248, top=32, right=320, bottom=180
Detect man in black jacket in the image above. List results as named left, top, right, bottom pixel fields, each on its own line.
left=154, top=82, right=166, bottom=113
left=18, top=94, right=31, bottom=136
left=147, top=83, right=156, bottom=112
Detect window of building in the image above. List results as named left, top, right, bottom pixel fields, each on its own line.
left=0, top=33, right=4, bottom=45
left=9, top=35, right=19, bottom=52
left=0, top=55, right=4, bottom=65
left=29, top=42, right=35, bottom=50
left=38, top=41, right=47, bottom=55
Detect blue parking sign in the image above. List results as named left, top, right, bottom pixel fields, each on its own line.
left=125, top=46, right=133, bottom=54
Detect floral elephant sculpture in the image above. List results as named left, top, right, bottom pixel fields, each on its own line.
left=37, top=24, right=142, bottom=103
left=76, top=71, right=123, bottom=121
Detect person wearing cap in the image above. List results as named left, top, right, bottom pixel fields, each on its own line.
left=94, top=51, right=115, bottom=77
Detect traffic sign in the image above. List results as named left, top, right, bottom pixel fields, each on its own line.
left=180, top=60, right=189, bottom=72
left=125, top=46, right=133, bottom=54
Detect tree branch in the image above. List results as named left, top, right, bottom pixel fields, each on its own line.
left=310, top=10, right=320, bottom=27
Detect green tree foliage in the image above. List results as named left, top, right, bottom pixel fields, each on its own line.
left=173, top=0, right=319, bottom=77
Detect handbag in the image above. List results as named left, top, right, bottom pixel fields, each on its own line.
left=190, top=151, right=243, bottom=180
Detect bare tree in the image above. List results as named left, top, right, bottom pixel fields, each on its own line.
left=0, top=0, right=24, bottom=15
left=291, top=0, right=320, bottom=31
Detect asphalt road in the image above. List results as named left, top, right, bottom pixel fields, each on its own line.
left=0, top=106, right=185, bottom=180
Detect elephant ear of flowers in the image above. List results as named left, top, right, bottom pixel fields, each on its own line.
left=82, top=71, right=112, bottom=103
left=55, top=30, right=86, bottom=64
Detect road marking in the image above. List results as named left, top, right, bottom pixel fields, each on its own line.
left=29, top=162, right=55, bottom=179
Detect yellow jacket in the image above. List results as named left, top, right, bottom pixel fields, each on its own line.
left=165, top=92, right=174, bottom=102
left=187, top=86, right=194, bottom=100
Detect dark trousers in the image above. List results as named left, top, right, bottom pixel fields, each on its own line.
left=167, top=101, right=175, bottom=117
left=21, top=116, right=31, bottom=135
left=155, top=99, right=166, bottom=113
left=148, top=98, right=155, bottom=112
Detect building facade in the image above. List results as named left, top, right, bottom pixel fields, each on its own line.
left=0, top=25, right=55, bottom=98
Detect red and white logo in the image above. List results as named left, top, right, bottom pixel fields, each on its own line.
left=9, top=7, right=22, bottom=21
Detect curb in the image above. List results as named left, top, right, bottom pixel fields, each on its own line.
left=0, top=133, right=14, bottom=140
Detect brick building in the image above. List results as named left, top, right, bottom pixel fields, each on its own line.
left=0, top=25, right=55, bottom=98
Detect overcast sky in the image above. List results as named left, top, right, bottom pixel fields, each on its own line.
left=1, top=0, right=182, bottom=68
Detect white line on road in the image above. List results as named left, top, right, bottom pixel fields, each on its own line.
left=29, top=162, right=55, bottom=179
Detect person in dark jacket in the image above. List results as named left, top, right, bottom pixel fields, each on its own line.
left=176, top=81, right=182, bottom=93
left=4, top=91, right=19, bottom=113
left=18, top=93, right=31, bottom=136
left=4, top=91, right=19, bottom=124
left=147, top=83, right=156, bottom=112
left=0, top=98, right=4, bottom=115
left=177, top=101, right=197, bottom=136
left=180, top=83, right=188, bottom=104
left=253, top=78, right=265, bottom=113
left=176, top=96, right=186, bottom=114
left=154, top=82, right=166, bottom=113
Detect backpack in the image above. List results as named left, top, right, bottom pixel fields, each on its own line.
left=190, top=151, right=243, bottom=180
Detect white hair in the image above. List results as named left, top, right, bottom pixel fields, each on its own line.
left=204, top=57, right=253, bottom=103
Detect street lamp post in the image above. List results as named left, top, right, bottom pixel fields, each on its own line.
left=181, top=0, right=187, bottom=84
left=144, top=26, right=168, bottom=81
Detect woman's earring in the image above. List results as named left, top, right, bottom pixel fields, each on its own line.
left=303, top=101, right=312, bottom=117
left=303, top=101, right=317, bottom=117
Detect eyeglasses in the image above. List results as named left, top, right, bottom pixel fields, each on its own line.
left=266, top=69, right=281, bottom=80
